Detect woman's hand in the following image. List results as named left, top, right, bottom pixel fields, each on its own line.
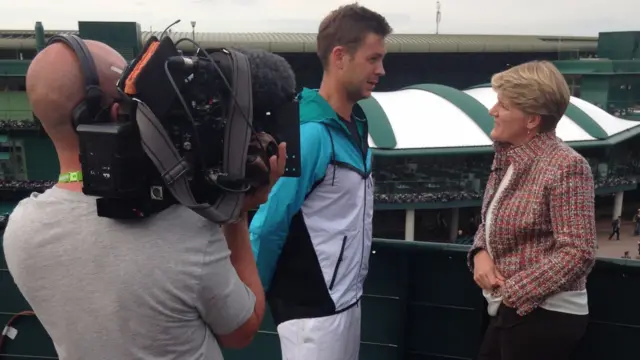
left=502, top=298, right=514, bottom=308
left=473, top=250, right=505, bottom=291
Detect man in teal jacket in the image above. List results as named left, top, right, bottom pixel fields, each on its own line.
left=249, top=4, right=392, bottom=360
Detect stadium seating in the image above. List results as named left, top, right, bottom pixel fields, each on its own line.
left=0, top=150, right=637, bottom=207
left=373, top=152, right=638, bottom=204
left=0, top=119, right=39, bottom=130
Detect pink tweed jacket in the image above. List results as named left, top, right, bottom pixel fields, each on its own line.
left=468, top=131, right=597, bottom=316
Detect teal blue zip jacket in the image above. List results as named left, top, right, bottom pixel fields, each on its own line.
left=249, top=87, right=374, bottom=325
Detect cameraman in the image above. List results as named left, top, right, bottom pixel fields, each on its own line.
left=2, top=40, right=285, bottom=359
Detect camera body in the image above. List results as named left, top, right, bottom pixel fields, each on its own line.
left=75, top=35, right=300, bottom=222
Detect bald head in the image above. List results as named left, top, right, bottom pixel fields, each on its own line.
left=26, top=39, right=126, bottom=153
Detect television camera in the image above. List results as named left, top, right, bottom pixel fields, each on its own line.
left=47, top=32, right=301, bottom=224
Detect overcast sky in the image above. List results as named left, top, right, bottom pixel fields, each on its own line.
left=1, top=0, right=638, bottom=36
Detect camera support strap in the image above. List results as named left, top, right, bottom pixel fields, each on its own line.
left=133, top=50, right=253, bottom=224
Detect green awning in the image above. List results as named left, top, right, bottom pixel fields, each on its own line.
left=0, top=152, right=10, bottom=160
left=0, top=134, right=8, bottom=143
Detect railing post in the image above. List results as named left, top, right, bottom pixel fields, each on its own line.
left=405, top=209, right=415, bottom=241
left=35, top=22, right=45, bottom=53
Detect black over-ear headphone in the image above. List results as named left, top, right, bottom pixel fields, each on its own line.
left=45, top=34, right=105, bottom=129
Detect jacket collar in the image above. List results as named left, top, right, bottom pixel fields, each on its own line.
left=494, top=131, right=557, bottom=167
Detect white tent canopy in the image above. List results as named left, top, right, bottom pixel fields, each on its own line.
left=359, top=84, right=640, bottom=153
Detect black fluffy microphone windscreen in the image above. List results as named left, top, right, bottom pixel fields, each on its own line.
left=234, top=47, right=302, bottom=179
left=234, top=48, right=297, bottom=115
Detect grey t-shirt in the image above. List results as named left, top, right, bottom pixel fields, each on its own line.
left=2, top=186, right=256, bottom=360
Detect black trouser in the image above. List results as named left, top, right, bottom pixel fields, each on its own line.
left=478, top=304, right=588, bottom=360
left=609, top=228, right=620, bottom=240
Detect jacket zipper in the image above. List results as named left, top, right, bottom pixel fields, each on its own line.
left=357, top=178, right=366, bottom=300
left=357, top=122, right=368, bottom=301
left=336, top=118, right=369, bottom=301
left=329, top=235, right=348, bottom=290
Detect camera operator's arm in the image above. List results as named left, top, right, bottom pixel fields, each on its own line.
left=249, top=122, right=332, bottom=290
left=197, top=144, right=286, bottom=349
left=216, top=215, right=265, bottom=349
left=196, top=227, right=258, bottom=349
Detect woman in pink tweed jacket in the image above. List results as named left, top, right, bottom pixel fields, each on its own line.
left=468, top=60, right=597, bottom=360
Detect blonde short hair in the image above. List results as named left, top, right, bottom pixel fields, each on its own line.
left=491, top=60, right=570, bottom=132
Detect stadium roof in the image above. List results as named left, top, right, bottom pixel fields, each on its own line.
left=360, top=84, right=640, bottom=156
left=0, top=29, right=598, bottom=53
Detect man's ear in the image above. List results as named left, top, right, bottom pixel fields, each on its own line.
left=331, top=45, right=349, bottom=70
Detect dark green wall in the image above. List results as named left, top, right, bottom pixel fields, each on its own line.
left=598, top=31, right=640, bottom=60
left=21, top=133, right=59, bottom=180
left=78, top=21, right=142, bottom=60
left=2, top=239, right=640, bottom=360
left=0, top=91, right=32, bottom=121
left=580, top=76, right=610, bottom=108
left=0, top=60, right=30, bottom=77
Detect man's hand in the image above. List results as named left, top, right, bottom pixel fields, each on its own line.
left=242, top=142, right=287, bottom=212
left=473, top=250, right=505, bottom=291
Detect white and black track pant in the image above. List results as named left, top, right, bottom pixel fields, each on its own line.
left=276, top=303, right=361, bottom=360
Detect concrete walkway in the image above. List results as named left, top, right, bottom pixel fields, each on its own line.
left=596, top=219, right=640, bottom=260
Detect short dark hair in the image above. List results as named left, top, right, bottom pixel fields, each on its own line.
left=316, top=3, right=392, bottom=69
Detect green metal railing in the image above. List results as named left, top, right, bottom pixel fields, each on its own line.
left=2, top=238, right=639, bottom=360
